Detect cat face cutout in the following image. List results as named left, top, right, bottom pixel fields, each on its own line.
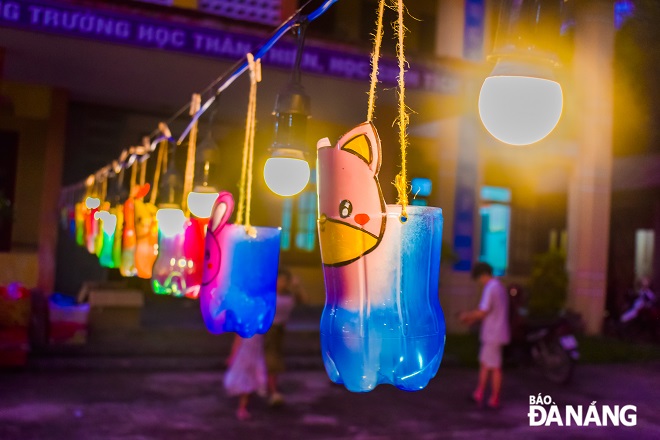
left=316, top=121, right=386, bottom=267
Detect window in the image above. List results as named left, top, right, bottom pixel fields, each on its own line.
left=635, top=229, right=654, bottom=281
left=280, top=188, right=318, bottom=253
left=295, top=191, right=317, bottom=252
left=479, top=186, right=511, bottom=276
left=280, top=198, right=293, bottom=252
left=411, top=177, right=432, bottom=207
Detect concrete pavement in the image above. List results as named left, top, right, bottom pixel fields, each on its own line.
left=1, top=362, right=659, bottom=439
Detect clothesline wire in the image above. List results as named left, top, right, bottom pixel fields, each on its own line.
left=150, top=0, right=339, bottom=145
left=62, top=0, right=339, bottom=197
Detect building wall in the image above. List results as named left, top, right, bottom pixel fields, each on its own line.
left=0, top=82, right=64, bottom=289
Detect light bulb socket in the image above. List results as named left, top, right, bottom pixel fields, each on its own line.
left=157, top=203, right=180, bottom=210
left=488, top=54, right=558, bottom=80
left=191, top=185, right=218, bottom=194
left=274, top=82, right=311, bottom=116
left=268, top=148, right=307, bottom=161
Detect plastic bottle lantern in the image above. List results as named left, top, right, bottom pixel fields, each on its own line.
left=95, top=209, right=118, bottom=268
left=316, top=122, right=446, bottom=392
left=200, top=192, right=281, bottom=337
left=112, top=205, right=124, bottom=268
left=75, top=203, right=86, bottom=247
left=151, top=206, right=199, bottom=297
left=67, top=206, right=77, bottom=239
left=134, top=199, right=158, bottom=279
left=120, top=184, right=150, bottom=277
left=181, top=187, right=220, bottom=299
left=85, top=197, right=100, bottom=254
left=94, top=204, right=108, bottom=260
left=181, top=215, right=207, bottom=299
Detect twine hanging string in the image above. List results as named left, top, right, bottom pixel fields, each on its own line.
left=139, top=137, right=149, bottom=190
left=393, top=0, right=409, bottom=220
left=182, top=94, right=202, bottom=213
left=235, top=53, right=261, bottom=236
left=100, top=173, right=108, bottom=203
left=367, top=0, right=386, bottom=122
left=84, top=174, right=95, bottom=201
left=60, top=1, right=342, bottom=205
left=130, top=158, right=138, bottom=195
left=149, top=139, right=167, bottom=205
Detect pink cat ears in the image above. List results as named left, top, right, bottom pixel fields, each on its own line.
left=317, top=121, right=382, bottom=176
left=208, top=191, right=235, bottom=235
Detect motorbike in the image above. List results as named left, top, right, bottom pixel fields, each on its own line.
left=617, top=285, right=660, bottom=343
left=505, top=285, right=580, bottom=385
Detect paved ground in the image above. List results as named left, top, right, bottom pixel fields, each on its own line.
left=1, top=362, right=658, bottom=440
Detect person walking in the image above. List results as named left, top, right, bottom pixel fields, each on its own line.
left=459, top=262, right=510, bottom=409
left=223, top=333, right=267, bottom=421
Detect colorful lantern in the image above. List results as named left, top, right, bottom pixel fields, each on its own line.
left=187, top=186, right=219, bottom=219
left=95, top=208, right=118, bottom=268
left=134, top=199, right=158, bottom=279
left=85, top=197, right=100, bottom=254
left=316, top=122, right=446, bottom=392
left=67, top=206, right=76, bottom=239
left=112, top=205, right=124, bottom=268
left=120, top=184, right=150, bottom=277
left=94, top=202, right=110, bottom=260
left=120, top=197, right=137, bottom=277
left=200, top=192, right=281, bottom=337
left=75, top=202, right=86, bottom=247
left=182, top=215, right=207, bottom=299
left=151, top=206, right=197, bottom=297
left=184, top=186, right=219, bottom=299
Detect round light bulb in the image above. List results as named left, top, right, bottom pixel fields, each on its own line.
left=156, top=208, right=187, bottom=237
left=85, top=197, right=100, bottom=209
left=478, top=75, right=563, bottom=146
left=264, top=156, right=310, bottom=197
left=94, top=211, right=117, bottom=235
left=187, top=188, right=219, bottom=219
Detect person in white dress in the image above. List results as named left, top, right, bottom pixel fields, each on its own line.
left=223, top=333, right=267, bottom=420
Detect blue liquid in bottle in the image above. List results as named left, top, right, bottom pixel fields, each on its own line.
left=320, top=206, right=446, bottom=392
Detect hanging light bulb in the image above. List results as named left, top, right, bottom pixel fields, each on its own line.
left=95, top=210, right=118, bottom=236
left=479, top=61, right=563, bottom=146
left=156, top=207, right=187, bottom=238
left=263, top=21, right=311, bottom=197
left=95, top=209, right=118, bottom=268
left=264, top=149, right=311, bottom=196
left=188, top=112, right=221, bottom=220
left=478, top=0, right=567, bottom=146
left=188, top=185, right=219, bottom=219
left=85, top=197, right=100, bottom=209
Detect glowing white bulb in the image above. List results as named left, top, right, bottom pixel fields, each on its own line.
left=156, top=208, right=187, bottom=238
left=479, top=75, right=563, bottom=146
left=85, top=197, right=100, bottom=209
left=187, top=189, right=219, bottom=218
left=94, top=211, right=117, bottom=235
left=264, top=157, right=310, bottom=197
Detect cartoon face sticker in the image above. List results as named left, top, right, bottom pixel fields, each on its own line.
left=317, top=121, right=386, bottom=267
left=201, top=192, right=234, bottom=286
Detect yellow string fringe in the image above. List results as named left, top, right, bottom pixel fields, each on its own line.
left=149, top=139, right=166, bottom=205
left=236, top=53, right=260, bottom=237
left=182, top=93, right=202, bottom=213
left=139, top=158, right=147, bottom=188
left=367, top=0, right=386, bottom=122
left=130, top=159, right=137, bottom=194
left=393, top=0, right=409, bottom=220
